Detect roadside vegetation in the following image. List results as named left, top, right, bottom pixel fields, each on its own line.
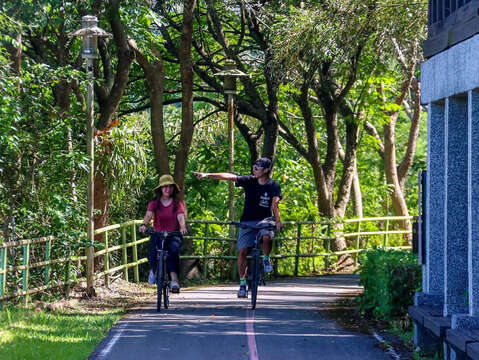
left=0, top=280, right=154, bottom=360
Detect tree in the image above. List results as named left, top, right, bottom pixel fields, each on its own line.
left=267, top=0, right=426, bottom=254
left=362, top=11, right=426, bottom=236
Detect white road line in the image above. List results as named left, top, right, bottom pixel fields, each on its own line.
left=246, top=309, right=260, bottom=360
left=97, top=322, right=128, bottom=359
left=373, top=330, right=400, bottom=360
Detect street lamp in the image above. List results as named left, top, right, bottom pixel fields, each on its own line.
left=214, top=59, right=249, bottom=278
left=71, top=16, right=111, bottom=296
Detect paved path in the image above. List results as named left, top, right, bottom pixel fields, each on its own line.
left=89, top=275, right=391, bottom=360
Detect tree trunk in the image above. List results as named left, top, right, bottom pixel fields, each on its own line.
left=175, top=0, right=200, bottom=280
left=129, top=40, right=170, bottom=175
left=384, top=121, right=411, bottom=239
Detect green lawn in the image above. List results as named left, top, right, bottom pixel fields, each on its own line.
left=0, top=305, right=124, bottom=360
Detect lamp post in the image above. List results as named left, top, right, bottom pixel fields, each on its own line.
left=214, top=59, right=249, bottom=279
left=71, top=16, right=111, bottom=296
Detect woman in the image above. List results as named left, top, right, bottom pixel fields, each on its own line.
left=139, top=174, right=187, bottom=293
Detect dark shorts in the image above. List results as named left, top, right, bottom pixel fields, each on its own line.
left=237, top=218, right=275, bottom=251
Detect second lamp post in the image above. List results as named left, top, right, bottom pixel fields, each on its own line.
left=214, top=59, right=249, bottom=278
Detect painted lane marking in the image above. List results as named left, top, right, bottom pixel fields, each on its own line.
left=97, top=322, right=128, bottom=359
left=245, top=309, right=260, bottom=360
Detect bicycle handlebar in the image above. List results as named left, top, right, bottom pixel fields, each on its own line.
left=144, top=228, right=183, bottom=238
left=230, top=221, right=277, bottom=231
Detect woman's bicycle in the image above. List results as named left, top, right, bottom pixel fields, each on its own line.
left=231, top=219, right=277, bottom=309
left=145, top=228, right=182, bottom=312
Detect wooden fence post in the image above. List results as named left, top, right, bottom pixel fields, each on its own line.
left=132, top=224, right=139, bottom=283
left=355, top=221, right=361, bottom=266
left=324, top=224, right=331, bottom=271
left=64, top=248, right=71, bottom=298
left=384, top=218, right=390, bottom=248
left=44, top=238, right=51, bottom=285
left=22, top=243, right=30, bottom=305
left=104, top=230, right=110, bottom=287
left=122, top=226, right=128, bottom=281
left=203, top=224, right=208, bottom=279
left=0, top=247, right=6, bottom=309
left=294, top=224, right=301, bottom=276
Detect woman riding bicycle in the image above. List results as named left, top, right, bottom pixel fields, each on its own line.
left=193, top=157, right=282, bottom=298
left=139, top=174, right=187, bottom=293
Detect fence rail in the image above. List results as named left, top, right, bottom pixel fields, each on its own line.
left=0, top=216, right=413, bottom=308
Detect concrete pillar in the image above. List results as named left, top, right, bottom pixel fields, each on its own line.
left=469, top=90, right=479, bottom=317
left=413, top=102, right=446, bottom=351
left=422, top=101, right=446, bottom=303
left=444, top=96, right=469, bottom=316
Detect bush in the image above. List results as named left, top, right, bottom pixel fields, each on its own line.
left=357, top=247, right=421, bottom=319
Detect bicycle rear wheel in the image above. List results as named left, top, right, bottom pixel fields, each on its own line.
left=251, top=249, right=260, bottom=309
left=156, top=255, right=164, bottom=312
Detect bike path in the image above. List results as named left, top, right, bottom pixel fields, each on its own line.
left=89, top=275, right=391, bottom=360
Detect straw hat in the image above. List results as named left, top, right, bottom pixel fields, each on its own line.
left=153, top=174, right=180, bottom=192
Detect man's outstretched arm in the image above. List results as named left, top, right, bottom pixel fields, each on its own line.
left=193, top=172, right=237, bottom=181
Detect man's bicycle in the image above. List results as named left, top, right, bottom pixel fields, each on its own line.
left=145, top=228, right=181, bottom=312
left=231, top=220, right=276, bottom=309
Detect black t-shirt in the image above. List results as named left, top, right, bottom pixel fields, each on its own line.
left=235, top=175, right=282, bottom=222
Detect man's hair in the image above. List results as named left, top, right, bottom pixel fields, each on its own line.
left=254, top=157, right=272, bottom=178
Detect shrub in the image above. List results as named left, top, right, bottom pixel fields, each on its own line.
left=357, top=247, right=421, bottom=319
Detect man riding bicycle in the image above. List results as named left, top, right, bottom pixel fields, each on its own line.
left=193, top=157, right=282, bottom=298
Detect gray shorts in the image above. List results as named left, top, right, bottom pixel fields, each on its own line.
left=236, top=218, right=275, bottom=251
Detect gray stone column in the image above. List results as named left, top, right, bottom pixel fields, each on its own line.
left=451, top=90, right=479, bottom=331
left=417, top=102, right=446, bottom=305
left=444, top=96, right=469, bottom=316
left=469, top=90, right=479, bottom=317
left=413, top=102, right=446, bottom=351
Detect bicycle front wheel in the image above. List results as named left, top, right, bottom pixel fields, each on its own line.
left=156, top=255, right=164, bottom=312
left=251, top=249, right=260, bottom=309
left=163, top=258, right=169, bottom=309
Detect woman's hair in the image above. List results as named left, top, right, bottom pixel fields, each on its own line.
left=154, top=185, right=181, bottom=212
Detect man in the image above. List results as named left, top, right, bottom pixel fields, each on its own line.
left=193, top=157, right=282, bottom=298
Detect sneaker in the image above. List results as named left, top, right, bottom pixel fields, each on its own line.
left=170, top=281, right=180, bottom=293
left=263, top=258, right=273, bottom=273
left=237, top=284, right=247, bottom=298
left=148, top=270, right=156, bottom=285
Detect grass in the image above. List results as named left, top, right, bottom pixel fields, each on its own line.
left=0, top=278, right=156, bottom=360
left=0, top=305, right=123, bottom=360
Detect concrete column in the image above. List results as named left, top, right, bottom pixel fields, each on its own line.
left=422, top=102, right=446, bottom=303
left=469, top=90, right=479, bottom=317
left=444, top=96, right=469, bottom=316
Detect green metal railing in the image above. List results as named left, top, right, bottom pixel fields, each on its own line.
left=0, top=216, right=413, bottom=308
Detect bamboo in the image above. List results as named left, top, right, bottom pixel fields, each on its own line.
left=122, top=226, right=128, bottom=281
left=22, top=243, right=30, bottom=305
left=64, top=249, right=71, bottom=298
left=0, top=248, right=6, bottom=309
left=0, top=235, right=54, bottom=249
left=384, top=219, right=390, bottom=247
left=132, top=224, right=139, bottom=283
left=294, top=224, right=301, bottom=276
left=354, top=221, right=361, bottom=266
left=324, top=225, right=331, bottom=271
left=104, top=230, right=110, bottom=287
left=203, top=224, right=208, bottom=278
left=44, top=238, right=51, bottom=285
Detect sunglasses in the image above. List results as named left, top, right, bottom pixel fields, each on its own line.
left=252, top=165, right=263, bottom=171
